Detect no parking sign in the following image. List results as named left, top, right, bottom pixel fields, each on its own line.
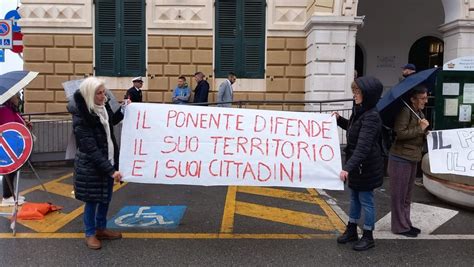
left=0, top=20, right=13, bottom=49
left=0, top=122, right=33, bottom=175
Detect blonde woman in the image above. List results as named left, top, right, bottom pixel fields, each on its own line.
left=68, top=77, right=124, bottom=249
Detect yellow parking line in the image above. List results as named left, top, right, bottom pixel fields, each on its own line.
left=41, top=182, right=74, bottom=199
left=19, top=172, right=73, bottom=196
left=220, top=186, right=237, bottom=233
left=15, top=181, right=128, bottom=233
left=235, top=201, right=334, bottom=231
left=306, top=189, right=345, bottom=232
left=237, top=186, right=317, bottom=205
left=0, top=232, right=334, bottom=239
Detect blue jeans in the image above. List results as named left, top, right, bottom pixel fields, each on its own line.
left=83, top=178, right=113, bottom=237
left=84, top=201, right=110, bottom=237
left=348, top=189, right=375, bottom=230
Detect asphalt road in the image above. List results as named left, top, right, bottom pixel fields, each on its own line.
left=0, top=165, right=472, bottom=266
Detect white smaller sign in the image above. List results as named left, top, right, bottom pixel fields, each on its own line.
left=463, top=83, right=474, bottom=104
left=0, top=20, right=13, bottom=49
left=442, top=83, right=459, bottom=96
left=459, top=105, right=472, bottom=122
left=444, top=99, right=458, bottom=116
left=443, top=56, right=474, bottom=71
left=427, top=128, right=474, bottom=177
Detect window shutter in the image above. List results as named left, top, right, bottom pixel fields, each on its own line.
left=242, top=0, right=265, bottom=78
left=215, top=0, right=238, bottom=78
left=95, top=0, right=118, bottom=76
left=121, top=0, right=146, bottom=76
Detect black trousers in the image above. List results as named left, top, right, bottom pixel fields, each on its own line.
left=2, top=172, right=16, bottom=199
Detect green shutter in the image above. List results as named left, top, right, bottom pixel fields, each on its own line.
left=215, top=0, right=265, bottom=78
left=215, top=0, right=238, bottom=78
left=95, top=0, right=118, bottom=76
left=120, top=0, right=146, bottom=76
left=242, top=0, right=265, bottom=78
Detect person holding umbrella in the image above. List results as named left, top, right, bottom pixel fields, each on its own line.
left=0, top=93, right=29, bottom=206
left=388, top=86, right=429, bottom=237
left=376, top=68, right=438, bottom=237
left=68, top=77, right=124, bottom=249
left=0, top=71, right=38, bottom=207
left=333, top=76, right=384, bottom=251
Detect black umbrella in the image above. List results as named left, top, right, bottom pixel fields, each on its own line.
left=0, top=71, right=39, bottom=105
left=376, top=67, right=440, bottom=127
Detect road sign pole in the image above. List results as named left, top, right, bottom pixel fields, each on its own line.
left=0, top=170, right=21, bottom=236
left=27, top=160, right=54, bottom=203
left=11, top=170, right=21, bottom=236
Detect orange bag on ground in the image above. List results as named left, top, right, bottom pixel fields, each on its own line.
left=17, top=202, right=63, bottom=220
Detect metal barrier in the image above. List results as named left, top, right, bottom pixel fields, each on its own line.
left=23, top=112, right=72, bottom=162
left=22, top=98, right=435, bottom=162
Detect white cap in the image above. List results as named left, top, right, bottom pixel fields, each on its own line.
left=132, top=76, right=143, bottom=82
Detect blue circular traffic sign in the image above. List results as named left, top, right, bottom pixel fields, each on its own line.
left=4, top=10, right=21, bottom=32
left=0, top=123, right=33, bottom=175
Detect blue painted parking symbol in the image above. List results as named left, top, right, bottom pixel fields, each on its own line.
left=107, top=206, right=186, bottom=229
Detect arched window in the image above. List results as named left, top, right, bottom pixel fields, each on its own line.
left=408, top=36, right=444, bottom=71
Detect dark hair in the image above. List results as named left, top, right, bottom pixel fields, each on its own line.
left=228, top=72, right=236, bottom=77
left=178, top=76, right=186, bottom=81
left=409, top=85, right=428, bottom=98
left=194, top=71, right=204, bottom=77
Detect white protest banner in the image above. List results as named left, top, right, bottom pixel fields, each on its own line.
left=427, top=128, right=474, bottom=177
left=119, top=103, right=343, bottom=190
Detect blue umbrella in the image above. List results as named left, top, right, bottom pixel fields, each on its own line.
left=0, top=71, right=39, bottom=105
left=376, top=67, right=440, bottom=127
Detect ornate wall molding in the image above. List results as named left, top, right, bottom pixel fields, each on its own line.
left=268, top=0, right=307, bottom=33
left=341, top=0, right=357, bottom=16
left=19, top=0, right=92, bottom=33
left=147, top=0, right=213, bottom=35
left=465, top=0, right=474, bottom=18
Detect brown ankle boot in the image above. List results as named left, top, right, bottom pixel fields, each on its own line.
left=96, top=229, right=122, bottom=240
left=85, top=236, right=101, bottom=249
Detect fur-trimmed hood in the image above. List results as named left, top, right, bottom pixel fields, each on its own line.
left=68, top=90, right=102, bottom=126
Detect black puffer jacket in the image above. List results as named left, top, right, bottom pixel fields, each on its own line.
left=68, top=91, right=123, bottom=203
left=337, top=76, right=384, bottom=191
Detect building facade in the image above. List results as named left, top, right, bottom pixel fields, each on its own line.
left=18, top=0, right=474, bottom=113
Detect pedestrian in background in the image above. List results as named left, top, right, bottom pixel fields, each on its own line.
left=388, top=86, right=429, bottom=238
left=125, top=76, right=143, bottom=102
left=193, top=72, right=210, bottom=105
left=69, top=77, right=124, bottom=249
left=217, top=72, right=236, bottom=107
left=401, top=64, right=416, bottom=79
left=333, top=76, right=384, bottom=251
left=172, top=76, right=191, bottom=104
left=0, top=93, right=30, bottom=206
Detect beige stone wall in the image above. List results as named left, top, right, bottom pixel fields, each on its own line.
left=22, top=34, right=306, bottom=112
left=146, top=35, right=213, bottom=103
left=23, top=34, right=93, bottom=113
left=262, top=37, right=306, bottom=111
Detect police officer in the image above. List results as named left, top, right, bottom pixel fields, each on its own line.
left=125, top=77, right=143, bottom=102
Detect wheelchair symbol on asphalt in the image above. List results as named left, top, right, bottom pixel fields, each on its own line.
left=114, top=206, right=174, bottom=227
left=108, top=205, right=186, bottom=229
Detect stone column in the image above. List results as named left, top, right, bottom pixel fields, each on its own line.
left=304, top=16, right=362, bottom=110
left=439, top=0, right=474, bottom=61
